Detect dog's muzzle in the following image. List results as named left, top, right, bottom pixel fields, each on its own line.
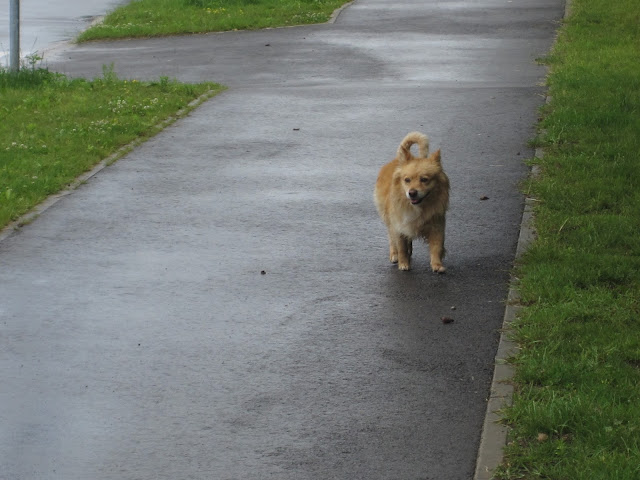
left=408, top=189, right=425, bottom=205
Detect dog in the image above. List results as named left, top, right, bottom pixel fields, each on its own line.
left=374, top=132, right=450, bottom=272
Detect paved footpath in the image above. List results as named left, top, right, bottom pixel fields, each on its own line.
left=1, top=1, right=564, bottom=479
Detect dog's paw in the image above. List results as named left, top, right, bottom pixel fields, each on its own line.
left=390, top=254, right=398, bottom=264
left=398, top=263, right=411, bottom=271
left=431, top=264, right=446, bottom=274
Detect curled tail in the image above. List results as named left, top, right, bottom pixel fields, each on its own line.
left=397, top=132, right=429, bottom=163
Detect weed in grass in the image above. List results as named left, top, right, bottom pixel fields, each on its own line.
left=0, top=66, right=223, bottom=229
left=0, top=54, right=60, bottom=90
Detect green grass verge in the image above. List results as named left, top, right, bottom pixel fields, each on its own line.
left=0, top=65, right=224, bottom=230
left=496, top=0, right=640, bottom=478
left=77, top=0, right=350, bottom=41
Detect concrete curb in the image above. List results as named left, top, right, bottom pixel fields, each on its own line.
left=329, top=0, right=355, bottom=23
left=473, top=1, right=570, bottom=476
left=473, top=171, right=538, bottom=480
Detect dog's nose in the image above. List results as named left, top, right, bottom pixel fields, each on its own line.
left=408, top=189, right=418, bottom=198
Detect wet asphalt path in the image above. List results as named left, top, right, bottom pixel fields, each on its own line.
left=1, top=1, right=564, bottom=478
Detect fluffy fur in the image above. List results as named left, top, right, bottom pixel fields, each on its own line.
left=374, top=132, right=450, bottom=272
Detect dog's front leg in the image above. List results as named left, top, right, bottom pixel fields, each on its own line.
left=394, top=234, right=412, bottom=271
left=428, top=224, right=446, bottom=273
left=388, top=233, right=412, bottom=265
left=388, top=231, right=398, bottom=264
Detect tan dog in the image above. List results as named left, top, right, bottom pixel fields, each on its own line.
left=374, top=132, right=450, bottom=272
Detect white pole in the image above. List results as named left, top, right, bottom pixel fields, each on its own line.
left=9, top=0, right=20, bottom=72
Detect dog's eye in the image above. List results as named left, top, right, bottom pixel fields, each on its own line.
left=404, top=178, right=411, bottom=183
left=420, top=177, right=430, bottom=183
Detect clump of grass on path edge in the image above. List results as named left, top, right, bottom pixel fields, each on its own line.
left=495, top=0, right=640, bottom=478
left=0, top=64, right=224, bottom=229
left=77, top=0, right=350, bottom=41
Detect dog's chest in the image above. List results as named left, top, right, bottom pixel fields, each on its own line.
left=392, top=208, right=424, bottom=238
left=402, top=208, right=422, bottom=224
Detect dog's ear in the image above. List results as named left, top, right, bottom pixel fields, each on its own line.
left=431, top=149, right=442, bottom=165
left=397, top=144, right=411, bottom=164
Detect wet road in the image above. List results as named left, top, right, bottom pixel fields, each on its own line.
left=0, top=0, right=125, bottom=66
left=1, top=1, right=564, bottom=478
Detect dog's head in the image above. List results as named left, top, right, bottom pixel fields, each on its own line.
left=395, top=149, right=445, bottom=205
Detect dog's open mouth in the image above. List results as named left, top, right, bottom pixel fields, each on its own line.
left=409, top=191, right=430, bottom=205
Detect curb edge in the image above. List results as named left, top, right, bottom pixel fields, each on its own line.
left=473, top=0, right=570, bottom=475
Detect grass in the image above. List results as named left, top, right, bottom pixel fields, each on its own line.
left=496, top=0, right=640, bottom=478
left=77, top=0, right=350, bottom=41
left=0, top=63, right=224, bottom=229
